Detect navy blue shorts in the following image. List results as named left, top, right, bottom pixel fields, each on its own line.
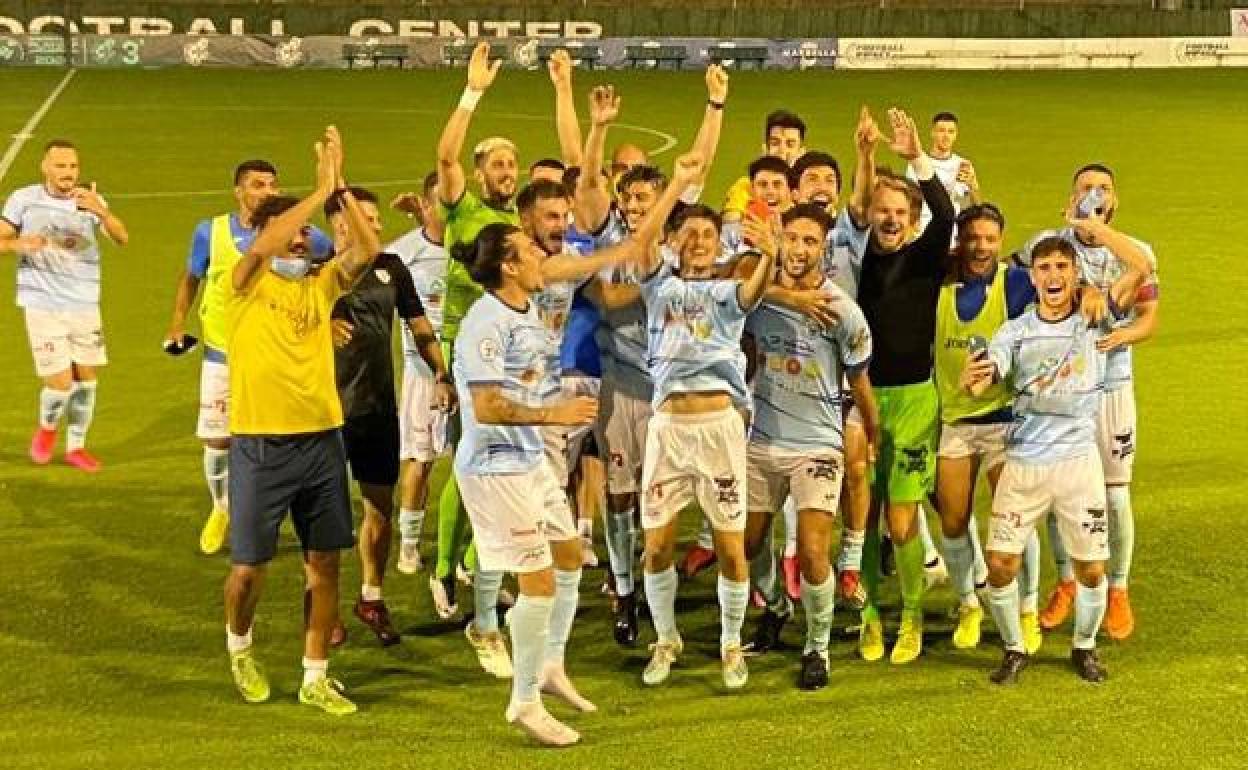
left=228, top=429, right=355, bottom=565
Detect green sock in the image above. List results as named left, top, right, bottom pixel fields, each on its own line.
left=435, top=473, right=464, bottom=580
left=464, top=540, right=479, bottom=572
left=896, top=536, right=926, bottom=620
left=861, top=525, right=882, bottom=625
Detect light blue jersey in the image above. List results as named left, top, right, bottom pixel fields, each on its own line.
left=388, top=227, right=447, bottom=376
left=453, top=293, right=557, bottom=476
left=747, top=281, right=872, bottom=452
left=824, top=208, right=869, bottom=298
left=1018, top=226, right=1157, bottom=392
left=3, top=184, right=105, bottom=311
left=592, top=208, right=653, bottom=400
left=533, top=250, right=588, bottom=391
left=641, top=267, right=752, bottom=411
left=988, top=309, right=1108, bottom=465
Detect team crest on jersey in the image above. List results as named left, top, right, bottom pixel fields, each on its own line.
left=478, top=338, right=500, bottom=362
left=374, top=268, right=391, bottom=284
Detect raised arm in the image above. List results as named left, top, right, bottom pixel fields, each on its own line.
left=74, top=184, right=128, bottom=246
left=737, top=212, right=779, bottom=311
left=887, top=107, right=954, bottom=247
left=548, top=49, right=583, bottom=168
left=437, top=42, right=501, bottom=207
left=574, top=85, right=618, bottom=234
left=234, top=128, right=337, bottom=291
left=848, top=106, right=879, bottom=228
left=471, top=384, right=597, bottom=426
left=688, top=65, right=729, bottom=189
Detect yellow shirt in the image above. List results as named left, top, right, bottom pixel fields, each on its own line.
left=721, top=176, right=753, bottom=221
left=226, top=261, right=351, bottom=435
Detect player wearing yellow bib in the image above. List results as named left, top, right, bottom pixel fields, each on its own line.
left=222, top=127, right=381, bottom=716
left=933, top=204, right=1041, bottom=653
left=164, top=161, right=333, bottom=556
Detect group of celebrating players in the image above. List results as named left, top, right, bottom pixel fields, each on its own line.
left=0, top=42, right=1158, bottom=746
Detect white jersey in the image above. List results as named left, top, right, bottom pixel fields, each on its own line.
left=908, top=153, right=971, bottom=235
left=3, top=184, right=106, bottom=311
left=388, top=227, right=446, bottom=376
left=1018, top=226, right=1158, bottom=392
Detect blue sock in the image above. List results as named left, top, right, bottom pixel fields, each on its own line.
left=644, top=565, right=679, bottom=642
left=717, top=574, right=749, bottom=650
left=1107, top=486, right=1134, bottom=588
left=799, top=574, right=836, bottom=655
left=1020, top=530, right=1041, bottom=614
left=545, top=568, right=581, bottom=665
left=1073, top=577, right=1108, bottom=650
left=508, top=595, right=553, bottom=706
left=1048, top=513, right=1076, bottom=582
left=605, top=508, right=636, bottom=596
left=942, top=531, right=979, bottom=608
left=985, top=580, right=1025, bottom=653
left=839, top=528, right=865, bottom=572
left=472, top=570, right=504, bottom=635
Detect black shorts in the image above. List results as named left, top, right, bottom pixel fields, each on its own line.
left=228, top=430, right=355, bottom=565
left=342, top=412, right=400, bottom=486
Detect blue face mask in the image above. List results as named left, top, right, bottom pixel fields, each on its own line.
left=270, top=256, right=310, bottom=280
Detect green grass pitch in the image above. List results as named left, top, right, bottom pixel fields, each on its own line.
left=1, top=66, right=1247, bottom=768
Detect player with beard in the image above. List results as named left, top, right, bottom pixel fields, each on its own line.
left=572, top=72, right=728, bottom=646
left=429, top=42, right=523, bottom=621
left=741, top=203, right=880, bottom=689
left=4, top=140, right=128, bottom=474
left=933, top=203, right=1043, bottom=653
left=851, top=108, right=954, bottom=665
left=961, top=233, right=1147, bottom=684
left=1016, top=164, right=1159, bottom=642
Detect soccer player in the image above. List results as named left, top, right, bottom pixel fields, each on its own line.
left=430, top=41, right=523, bottom=620
left=853, top=108, right=954, bottom=665
left=327, top=186, right=453, bottom=646
left=573, top=72, right=728, bottom=646
left=388, top=174, right=449, bottom=576
left=530, top=158, right=566, bottom=185
left=2, top=139, right=128, bottom=473
left=722, top=110, right=808, bottom=222
left=933, top=203, right=1042, bottom=653
left=637, top=168, right=776, bottom=691
left=222, top=127, right=378, bottom=715
left=742, top=203, right=880, bottom=689
left=907, top=111, right=980, bottom=234
left=449, top=223, right=599, bottom=747
left=960, top=232, right=1147, bottom=684
left=720, top=156, right=795, bottom=259
left=164, top=160, right=332, bottom=555
left=1021, top=164, right=1158, bottom=642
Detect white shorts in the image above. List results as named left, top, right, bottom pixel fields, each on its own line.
left=197, top=358, right=230, bottom=441
left=457, top=461, right=576, bottom=573
left=989, top=452, right=1109, bottom=562
left=599, top=380, right=653, bottom=496
left=399, top=367, right=449, bottom=462
left=25, top=307, right=107, bottom=377
left=747, top=443, right=844, bottom=516
left=541, top=376, right=601, bottom=488
left=938, top=420, right=1007, bottom=469
left=641, top=407, right=748, bottom=533
left=1096, top=386, right=1136, bottom=485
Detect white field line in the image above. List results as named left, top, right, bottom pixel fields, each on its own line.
left=0, top=69, right=77, bottom=184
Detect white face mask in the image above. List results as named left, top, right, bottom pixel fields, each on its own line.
left=270, top=256, right=310, bottom=280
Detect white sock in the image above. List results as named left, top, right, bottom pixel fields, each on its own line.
left=545, top=568, right=581, bottom=665
left=203, top=447, right=229, bottom=510
left=838, top=529, right=865, bottom=572
left=985, top=581, right=1025, bottom=653
left=398, top=508, right=424, bottom=544
left=66, top=381, right=98, bottom=452
left=1020, top=530, right=1041, bottom=614
left=1073, top=577, right=1108, bottom=650
left=301, top=657, right=328, bottom=686
left=1107, top=485, right=1134, bottom=589
left=800, top=573, right=836, bottom=655
left=473, top=570, right=504, bottom=634
left=782, top=497, right=798, bottom=559
left=717, top=574, right=749, bottom=650
left=942, top=531, right=980, bottom=608
left=696, top=519, right=714, bottom=550
left=39, top=386, right=71, bottom=429
left=361, top=584, right=382, bottom=602
left=916, top=505, right=939, bottom=562
left=968, top=515, right=989, bottom=586
left=644, top=566, right=679, bottom=642
left=226, top=625, right=252, bottom=653
left=605, top=508, right=636, bottom=596
left=509, top=595, right=553, bottom=706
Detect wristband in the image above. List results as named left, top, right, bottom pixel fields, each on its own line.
left=459, top=88, right=484, bottom=111
left=707, top=99, right=725, bottom=110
